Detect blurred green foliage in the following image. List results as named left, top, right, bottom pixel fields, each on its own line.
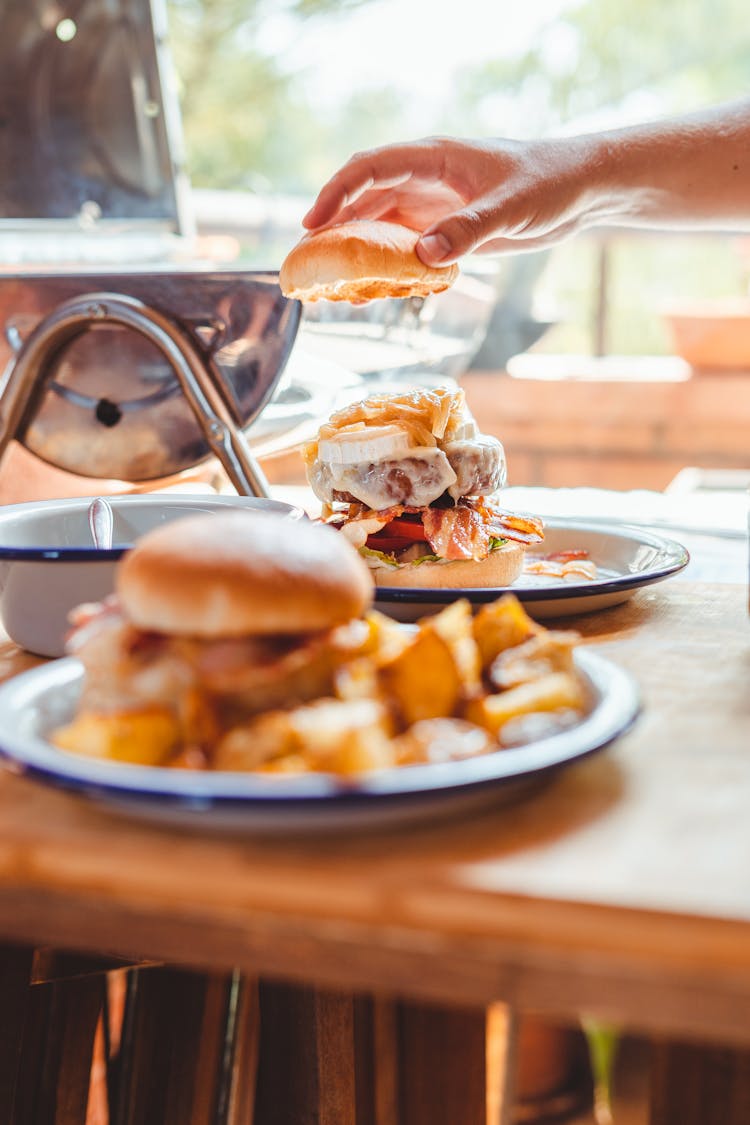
left=451, top=0, right=750, bottom=134
left=167, top=0, right=396, bottom=190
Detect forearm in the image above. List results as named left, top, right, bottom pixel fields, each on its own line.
left=578, top=98, right=750, bottom=231
left=303, top=99, right=750, bottom=265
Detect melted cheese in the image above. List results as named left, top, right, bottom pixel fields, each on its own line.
left=323, top=447, right=457, bottom=509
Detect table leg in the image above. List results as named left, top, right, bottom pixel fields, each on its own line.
left=110, top=965, right=235, bottom=1125
left=13, top=971, right=105, bottom=1124
left=220, top=973, right=260, bottom=1125
left=397, top=999, right=506, bottom=1125
left=253, top=981, right=368, bottom=1125
left=649, top=1039, right=750, bottom=1125
left=247, top=986, right=584, bottom=1125
left=0, top=943, right=36, bottom=1119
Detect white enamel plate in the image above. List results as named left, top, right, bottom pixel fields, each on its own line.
left=375, top=519, right=689, bottom=623
left=0, top=648, right=639, bottom=835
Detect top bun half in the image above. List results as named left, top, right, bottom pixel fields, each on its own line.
left=279, top=220, right=459, bottom=303
left=116, top=511, right=374, bottom=638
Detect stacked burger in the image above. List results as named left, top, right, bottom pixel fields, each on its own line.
left=303, top=386, right=544, bottom=588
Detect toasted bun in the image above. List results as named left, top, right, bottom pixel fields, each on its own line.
left=117, top=512, right=374, bottom=637
left=279, top=220, right=459, bottom=303
left=371, top=541, right=524, bottom=590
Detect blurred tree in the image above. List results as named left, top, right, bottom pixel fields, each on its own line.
left=166, top=0, right=382, bottom=191
left=450, top=0, right=750, bottom=136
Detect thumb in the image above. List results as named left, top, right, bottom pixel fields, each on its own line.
left=416, top=207, right=493, bottom=266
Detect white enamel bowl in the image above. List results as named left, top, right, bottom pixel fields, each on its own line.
left=0, top=494, right=304, bottom=657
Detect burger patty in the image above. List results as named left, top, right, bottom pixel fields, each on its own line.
left=68, top=606, right=372, bottom=728
left=309, top=449, right=455, bottom=509
left=443, top=437, right=506, bottom=499
left=309, top=437, right=505, bottom=508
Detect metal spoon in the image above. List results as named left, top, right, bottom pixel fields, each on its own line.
left=87, top=496, right=114, bottom=550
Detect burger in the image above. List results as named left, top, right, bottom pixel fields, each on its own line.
left=303, top=386, right=544, bottom=588
left=53, top=511, right=379, bottom=768
left=279, top=219, right=459, bottom=303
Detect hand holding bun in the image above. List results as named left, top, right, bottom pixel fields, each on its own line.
left=279, top=220, right=459, bottom=303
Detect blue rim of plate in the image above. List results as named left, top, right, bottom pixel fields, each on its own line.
left=374, top=519, right=690, bottom=605
left=0, top=648, right=638, bottom=819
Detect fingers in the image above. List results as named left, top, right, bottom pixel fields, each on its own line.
left=420, top=214, right=584, bottom=262
left=303, top=142, right=438, bottom=229
left=416, top=205, right=498, bottom=265
left=303, top=165, right=410, bottom=229
left=319, top=188, right=415, bottom=229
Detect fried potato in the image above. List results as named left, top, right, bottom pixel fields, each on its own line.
left=394, top=718, right=496, bottom=766
left=498, top=709, right=582, bottom=748
left=214, top=710, right=298, bottom=771
left=378, top=628, right=463, bottom=726
left=472, top=595, right=540, bottom=670
left=421, top=599, right=482, bottom=695
left=378, top=600, right=485, bottom=726
left=52, top=707, right=180, bottom=765
left=464, top=672, right=587, bottom=739
left=177, top=687, right=221, bottom=749
left=215, top=698, right=395, bottom=776
left=488, top=630, right=580, bottom=691
left=361, top=609, right=413, bottom=664
left=259, top=754, right=309, bottom=775
left=333, top=656, right=380, bottom=702
left=287, top=697, right=395, bottom=774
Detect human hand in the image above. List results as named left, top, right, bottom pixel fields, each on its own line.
left=303, top=135, right=602, bottom=267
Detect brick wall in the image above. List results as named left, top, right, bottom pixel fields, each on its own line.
left=460, top=367, right=750, bottom=492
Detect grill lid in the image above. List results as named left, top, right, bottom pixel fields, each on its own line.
left=0, top=271, right=301, bottom=484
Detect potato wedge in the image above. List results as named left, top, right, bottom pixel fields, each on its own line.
left=422, top=599, right=482, bottom=695
left=464, top=672, right=587, bottom=738
left=215, top=698, right=395, bottom=776
left=378, top=628, right=463, bottom=726
left=214, top=710, right=298, bottom=771
left=394, top=718, right=496, bottom=766
left=489, top=630, right=580, bottom=691
left=472, top=595, right=540, bottom=670
left=52, top=707, right=180, bottom=766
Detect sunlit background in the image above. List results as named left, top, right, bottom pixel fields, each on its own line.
left=167, top=0, right=750, bottom=364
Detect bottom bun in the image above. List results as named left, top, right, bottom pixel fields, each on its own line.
left=370, top=542, right=524, bottom=589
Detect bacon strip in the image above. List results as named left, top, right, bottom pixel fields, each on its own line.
left=422, top=506, right=490, bottom=561
left=326, top=498, right=544, bottom=556
left=481, top=505, right=545, bottom=545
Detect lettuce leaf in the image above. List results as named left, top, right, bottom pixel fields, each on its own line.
left=362, top=538, right=509, bottom=569
left=360, top=546, right=400, bottom=567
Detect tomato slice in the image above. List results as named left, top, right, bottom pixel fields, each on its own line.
left=366, top=537, right=425, bottom=553
left=374, top=517, right=427, bottom=542
left=365, top=515, right=430, bottom=554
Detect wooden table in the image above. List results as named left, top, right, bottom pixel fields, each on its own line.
left=0, top=579, right=747, bottom=1123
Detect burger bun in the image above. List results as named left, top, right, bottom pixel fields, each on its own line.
left=117, top=511, right=374, bottom=637
left=279, top=220, right=459, bottom=303
left=371, top=541, right=525, bottom=589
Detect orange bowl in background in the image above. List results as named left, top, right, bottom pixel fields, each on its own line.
left=663, top=299, right=750, bottom=371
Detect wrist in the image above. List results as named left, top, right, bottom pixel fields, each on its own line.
left=566, top=128, right=666, bottom=227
